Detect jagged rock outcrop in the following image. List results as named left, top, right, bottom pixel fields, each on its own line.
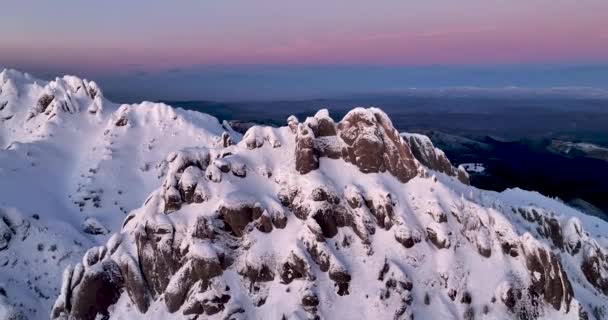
left=294, top=123, right=320, bottom=174
left=403, top=133, right=470, bottom=184
left=520, top=233, right=574, bottom=311
left=581, top=242, right=608, bottom=296
left=25, top=76, right=103, bottom=122
left=292, top=108, right=418, bottom=183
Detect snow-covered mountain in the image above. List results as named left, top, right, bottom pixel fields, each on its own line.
left=1, top=69, right=607, bottom=320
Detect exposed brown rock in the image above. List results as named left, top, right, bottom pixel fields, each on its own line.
left=405, top=133, right=470, bottom=184
left=218, top=203, right=255, bottom=237
left=178, top=166, right=203, bottom=204
left=301, top=293, right=319, bottom=307
left=203, top=294, right=231, bottom=315
left=581, top=244, right=608, bottom=296
left=538, top=216, right=564, bottom=250
left=304, top=240, right=330, bottom=272
left=279, top=253, right=310, bottom=284
left=522, top=239, right=574, bottom=311
left=501, top=241, right=520, bottom=257
left=394, top=226, right=422, bottom=248
left=427, top=226, right=450, bottom=249
left=345, top=186, right=364, bottom=209
left=314, top=110, right=337, bottom=137
left=329, top=267, right=351, bottom=296
left=364, top=194, right=395, bottom=230
left=271, top=209, right=288, bottom=229
left=256, top=213, right=273, bottom=233
left=213, top=159, right=231, bottom=173
left=135, top=218, right=180, bottom=296
left=240, top=263, right=275, bottom=283
left=457, top=166, right=470, bottom=184
left=338, top=109, right=418, bottom=183
left=119, top=254, right=151, bottom=313
left=164, top=187, right=182, bottom=213
left=292, top=109, right=419, bottom=182
left=69, top=260, right=124, bottom=320
left=221, top=132, right=234, bottom=147
left=36, top=94, right=54, bottom=114
left=182, top=300, right=205, bottom=315
left=115, top=114, right=128, bottom=126
left=192, top=216, right=215, bottom=239
left=406, top=134, right=454, bottom=175
left=295, top=124, right=320, bottom=174
left=231, top=162, right=247, bottom=178
left=312, top=205, right=346, bottom=238
left=164, top=256, right=223, bottom=313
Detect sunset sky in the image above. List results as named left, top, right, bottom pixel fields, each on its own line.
left=2, top=0, right=607, bottom=100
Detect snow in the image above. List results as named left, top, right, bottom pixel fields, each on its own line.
left=0, top=70, right=239, bottom=318
left=461, top=163, right=486, bottom=173
left=0, top=69, right=606, bottom=319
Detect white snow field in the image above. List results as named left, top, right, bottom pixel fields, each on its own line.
left=0, top=69, right=607, bottom=320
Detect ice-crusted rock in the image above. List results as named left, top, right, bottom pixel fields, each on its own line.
left=394, top=224, right=422, bottom=248
left=313, top=109, right=337, bottom=137
left=162, top=148, right=211, bottom=212
left=242, top=126, right=281, bottom=149
left=20, top=75, right=104, bottom=123
left=403, top=132, right=470, bottom=184
left=51, top=247, right=124, bottom=320
left=426, top=223, right=451, bottom=249
left=0, top=218, right=11, bottom=250
left=178, top=166, right=204, bottom=203
left=82, top=217, right=109, bottom=235
left=581, top=242, right=608, bottom=296
left=520, top=233, right=574, bottom=311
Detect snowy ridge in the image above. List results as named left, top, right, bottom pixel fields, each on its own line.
left=0, top=69, right=238, bottom=319
left=0, top=70, right=607, bottom=320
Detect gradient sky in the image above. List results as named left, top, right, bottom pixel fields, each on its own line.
left=2, top=1, right=608, bottom=100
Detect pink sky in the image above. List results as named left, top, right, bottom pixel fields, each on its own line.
left=1, top=1, right=607, bottom=72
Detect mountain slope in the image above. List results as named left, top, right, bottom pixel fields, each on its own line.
left=1, top=70, right=607, bottom=320
left=0, top=69, right=239, bottom=319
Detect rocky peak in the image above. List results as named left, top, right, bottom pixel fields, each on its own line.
left=293, top=108, right=418, bottom=183
left=48, top=107, right=608, bottom=320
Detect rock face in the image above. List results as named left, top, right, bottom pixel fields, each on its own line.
left=50, top=108, right=607, bottom=320
left=294, top=123, right=319, bottom=174
left=51, top=247, right=124, bottom=320
left=403, top=133, right=470, bottom=184
left=338, top=108, right=418, bottom=183
left=521, top=234, right=574, bottom=311
left=293, top=108, right=418, bottom=183
left=581, top=242, right=608, bottom=296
